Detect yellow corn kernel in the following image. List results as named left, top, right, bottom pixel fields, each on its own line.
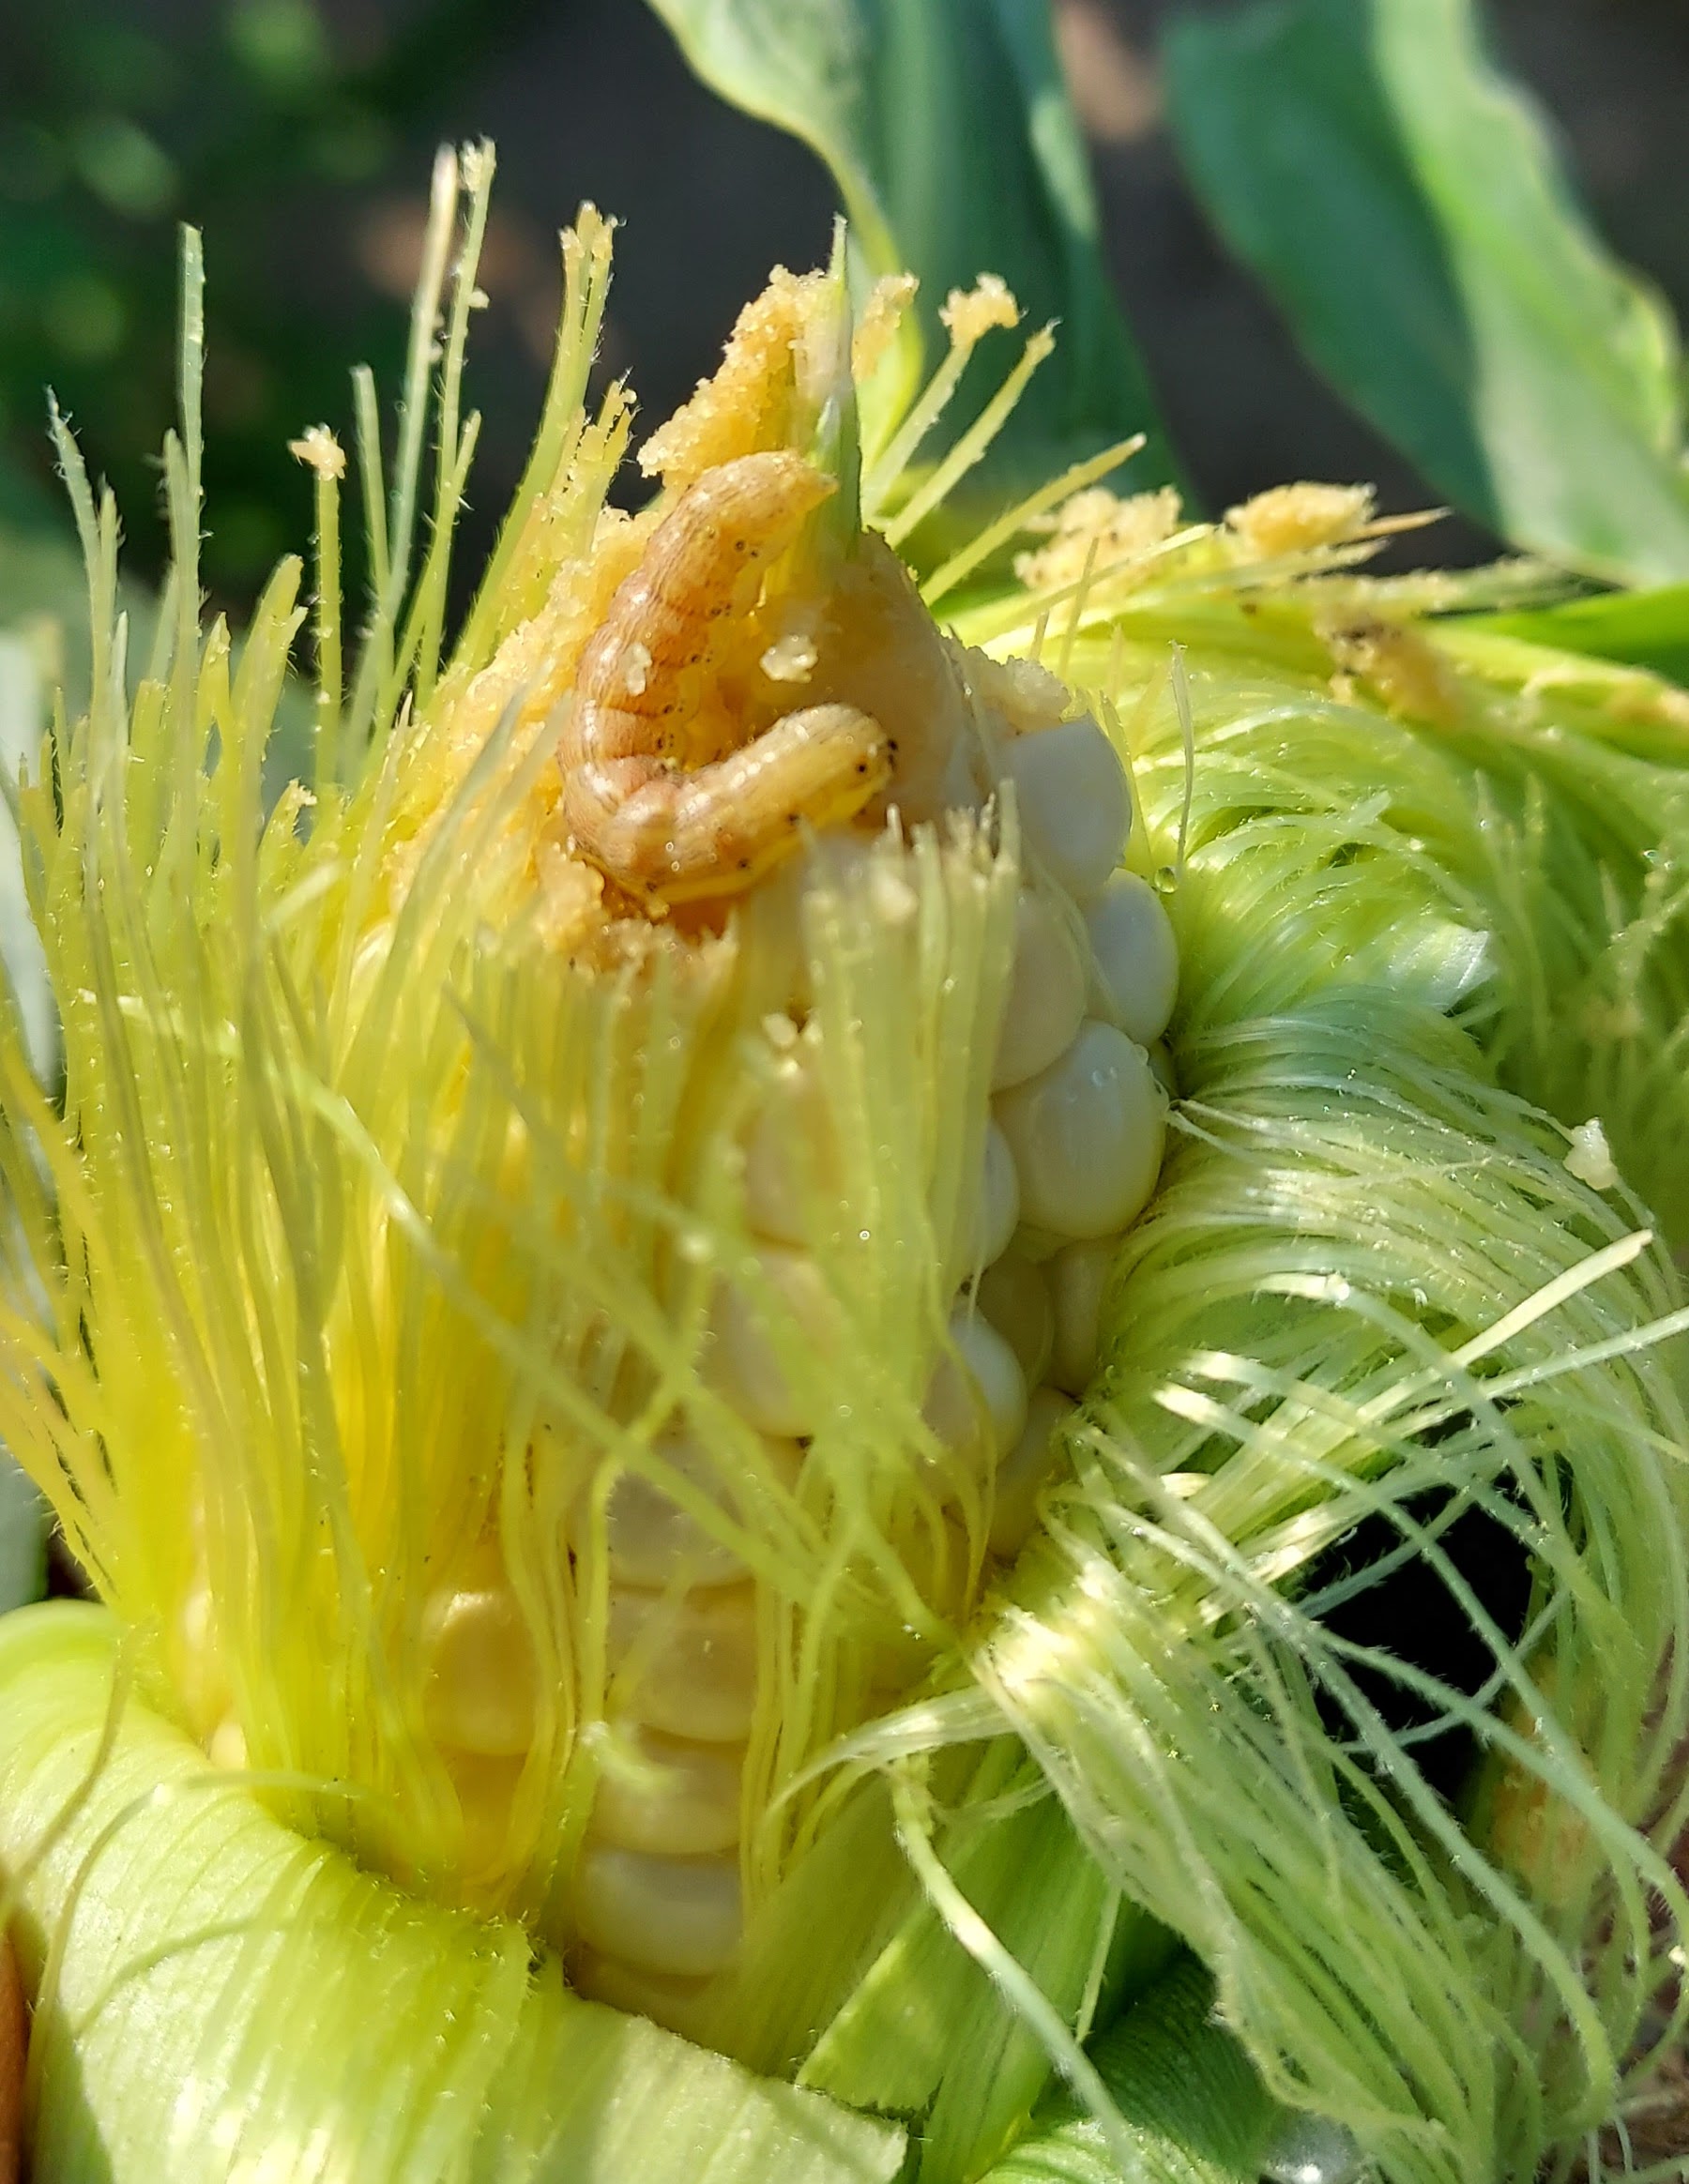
left=421, top=1571, right=539, bottom=1758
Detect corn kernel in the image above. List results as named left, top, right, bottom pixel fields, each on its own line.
left=606, top=1582, right=759, bottom=1742
left=975, top=1251, right=1055, bottom=1387
left=990, top=1388, right=1075, bottom=1558
left=1049, top=1236, right=1121, bottom=1395
left=965, top=1119, right=1022, bottom=1272
left=922, top=1307, right=1028, bottom=1470
left=1001, top=714, right=1131, bottom=900
left=992, top=887, right=1087, bottom=1091
left=573, top=1844, right=743, bottom=1978
left=571, top=1427, right=800, bottom=1591
left=1085, top=871, right=1179, bottom=1046
left=742, top=1041, right=834, bottom=1247
left=587, top=1723, right=743, bottom=1857
left=445, top=1747, right=528, bottom=1876
left=995, top=1022, right=1164, bottom=1237
left=421, top=1578, right=539, bottom=1757
left=571, top=1947, right=715, bottom=2043
left=706, top=1245, right=839, bottom=1437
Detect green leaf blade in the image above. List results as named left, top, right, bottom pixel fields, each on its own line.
left=643, top=0, right=1175, bottom=494
left=1461, top=584, right=1689, bottom=690
left=1165, top=0, right=1689, bottom=584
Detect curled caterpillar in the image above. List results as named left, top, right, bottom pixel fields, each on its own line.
left=560, top=450, right=892, bottom=904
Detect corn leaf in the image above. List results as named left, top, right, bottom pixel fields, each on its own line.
left=1164, top=0, right=1689, bottom=585
left=1461, top=584, right=1689, bottom=691
left=641, top=0, right=1175, bottom=492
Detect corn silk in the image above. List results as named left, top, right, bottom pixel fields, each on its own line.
left=0, top=148, right=1685, bottom=2184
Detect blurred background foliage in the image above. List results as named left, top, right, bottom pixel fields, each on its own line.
left=1, top=0, right=1686, bottom=609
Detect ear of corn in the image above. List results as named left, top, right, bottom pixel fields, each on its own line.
left=0, top=1601, right=905, bottom=2181
left=0, top=140, right=1685, bottom=2182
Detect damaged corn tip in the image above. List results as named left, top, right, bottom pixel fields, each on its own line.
left=36, top=201, right=1179, bottom=2042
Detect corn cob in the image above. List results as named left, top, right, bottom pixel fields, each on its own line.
left=0, top=145, right=1684, bottom=2180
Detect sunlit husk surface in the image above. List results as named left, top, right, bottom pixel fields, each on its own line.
left=0, top=152, right=1685, bottom=2184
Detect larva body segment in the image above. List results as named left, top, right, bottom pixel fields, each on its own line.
left=567, top=701, right=890, bottom=901
left=561, top=450, right=892, bottom=902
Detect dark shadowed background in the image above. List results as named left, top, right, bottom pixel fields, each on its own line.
left=1, top=0, right=1683, bottom=599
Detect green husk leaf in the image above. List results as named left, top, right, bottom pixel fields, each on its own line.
left=0, top=1602, right=904, bottom=2184
left=1165, top=0, right=1689, bottom=582
left=641, top=0, right=1173, bottom=503
left=978, top=1956, right=1285, bottom=2184
left=795, top=1742, right=1169, bottom=2177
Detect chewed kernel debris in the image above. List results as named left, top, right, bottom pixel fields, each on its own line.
left=1226, top=479, right=1377, bottom=559
left=939, top=273, right=1023, bottom=346
left=1014, top=484, right=1185, bottom=588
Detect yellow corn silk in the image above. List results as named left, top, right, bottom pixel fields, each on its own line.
left=4, top=145, right=1689, bottom=2184
left=0, top=170, right=1172, bottom=2019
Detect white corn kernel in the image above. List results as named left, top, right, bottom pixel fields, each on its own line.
left=1085, top=871, right=1179, bottom=1046
left=742, top=1048, right=834, bottom=1246
left=1001, top=714, right=1131, bottom=901
left=573, top=1844, right=742, bottom=1979
left=607, top=1582, right=759, bottom=1742
left=922, top=1307, right=1028, bottom=1469
left=421, top=1579, right=538, bottom=1758
left=1049, top=1235, right=1122, bottom=1395
left=996, top=1021, right=1164, bottom=1238
left=990, top=1388, right=1076, bottom=1558
left=707, top=1245, right=837, bottom=1437
left=572, top=1948, right=715, bottom=2043
left=588, top=1723, right=743, bottom=1857
left=573, top=1427, right=799, bottom=1591
left=975, top=1251, right=1054, bottom=1387
left=964, top=1120, right=1021, bottom=1272
left=992, top=887, right=1087, bottom=1092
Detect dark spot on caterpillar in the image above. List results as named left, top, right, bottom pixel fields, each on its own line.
left=856, top=761, right=869, bottom=775
left=738, top=857, right=751, bottom=870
